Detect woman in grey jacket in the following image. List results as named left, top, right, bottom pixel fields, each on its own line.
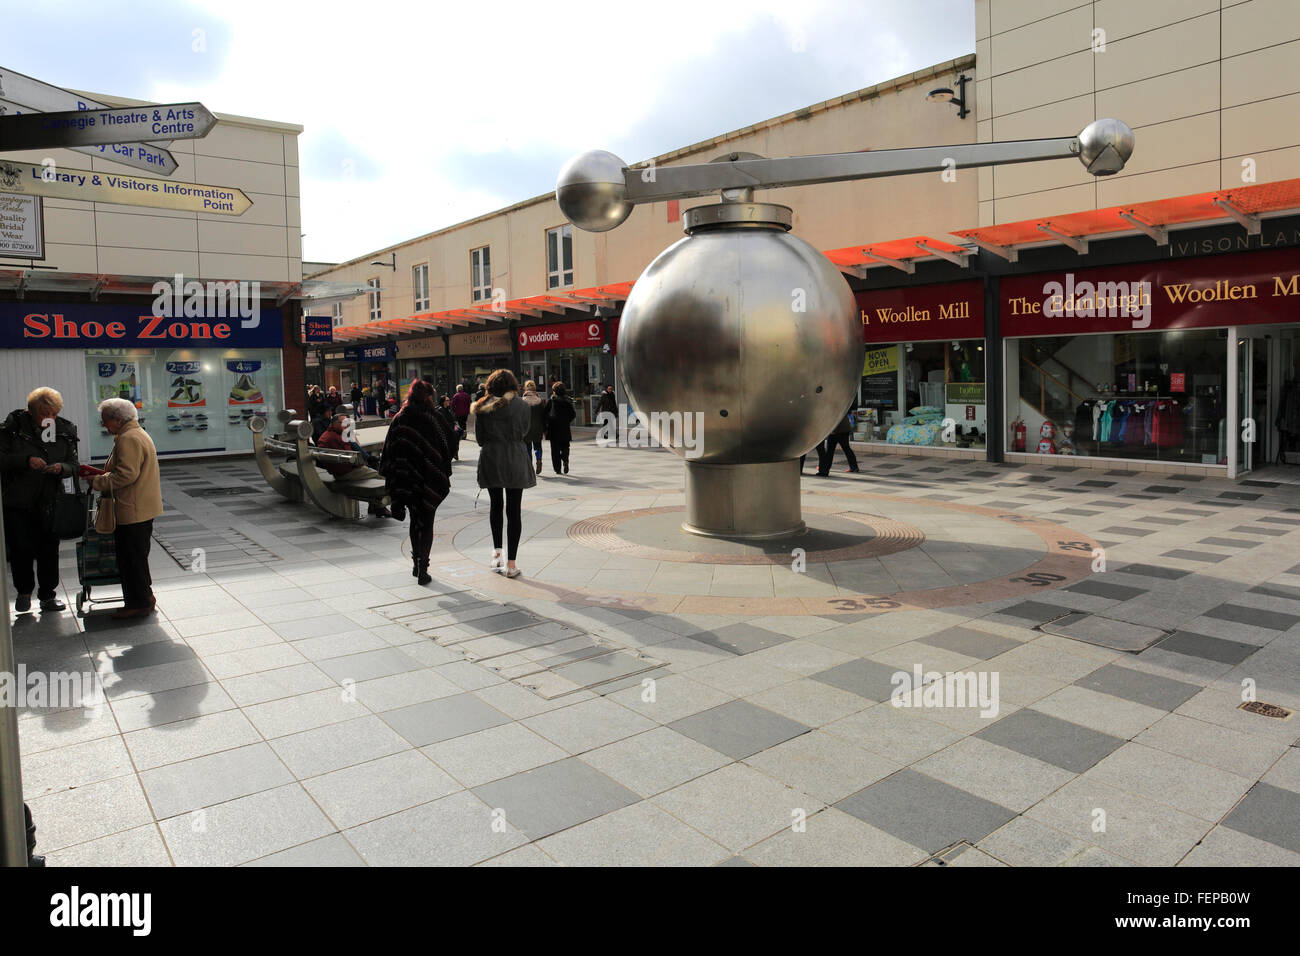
left=473, top=369, right=535, bottom=577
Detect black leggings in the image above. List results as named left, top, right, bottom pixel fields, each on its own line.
left=487, top=487, right=523, bottom=560
left=409, top=506, right=437, bottom=563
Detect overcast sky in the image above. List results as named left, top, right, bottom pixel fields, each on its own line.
left=4, top=0, right=974, bottom=264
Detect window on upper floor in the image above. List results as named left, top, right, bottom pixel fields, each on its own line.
left=367, top=277, right=381, bottom=322
left=413, top=263, right=430, bottom=312
left=546, top=225, right=573, bottom=289
left=471, top=246, right=491, bottom=303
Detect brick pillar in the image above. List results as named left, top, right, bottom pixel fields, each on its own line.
left=280, top=300, right=307, bottom=417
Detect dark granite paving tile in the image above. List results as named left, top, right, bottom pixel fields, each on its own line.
left=1221, top=783, right=1300, bottom=854
left=1196, top=500, right=1242, bottom=508
left=1250, top=582, right=1300, bottom=602
left=1075, top=663, right=1200, bottom=711
left=471, top=759, right=639, bottom=842
left=975, top=710, right=1123, bottom=773
left=1231, top=525, right=1288, bottom=536
left=1204, top=604, right=1300, bottom=631
left=1161, top=550, right=1229, bottom=564
left=1133, top=515, right=1188, bottom=526
left=1049, top=466, right=1081, bottom=473
left=1077, top=480, right=1116, bottom=488
left=1150, top=631, right=1257, bottom=666
left=1143, top=485, right=1184, bottom=494
left=984, top=501, right=1031, bottom=510
left=1259, top=516, right=1300, bottom=526
left=917, top=627, right=1022, bottom=660
left=1055, top=508, right=1102, bottom=517
left=668, top=700, right=809, bottom=759
left=1286, top=564, right=1300, bottom=575
left=1168, top=474, right=1203, bottom=482
left=1101, top=526, right=1156, bottom=537
left=993, top=601, right=1075, bottom=625
left=1064, top=579, right=1147, bottom=601
left=1120, top=493, right=1158, bottom=500
left=1114, top=563, right=1190, bottom=580
left=1104, top=471, right=1138, bottom=477
left=691, top=623, right=789, bottom=656
left=1218, top=491, right=1262, bottom=501
left=966, top=471, right=998, bottom=478
left=1086, top=501, right=1134, bottom=509
left=811, top=659, right=911, bottom=701
left=1197, top=537, right=1262, bottom=549
left=1168, top=507, right=1216, bottom=516
left=836, top=770, right=1016, bottom=854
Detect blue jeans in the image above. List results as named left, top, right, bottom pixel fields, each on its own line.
left=530, top=440, right=542, bottom=460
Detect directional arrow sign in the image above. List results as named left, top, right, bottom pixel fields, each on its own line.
left=0, top=159, right=252, bottom=215
left=0, top=103, right=214, bottom=152
left=0, top=98, right=177, bottom=175
left=0, top=64, right=172, bottom=147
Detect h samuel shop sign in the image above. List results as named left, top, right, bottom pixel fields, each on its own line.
left=0, top=301, right=284, bottom=349
left=518, top=320, right=603, bottom=352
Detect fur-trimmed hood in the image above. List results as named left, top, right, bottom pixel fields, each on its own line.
left=471, top=391, right=516, bottom=415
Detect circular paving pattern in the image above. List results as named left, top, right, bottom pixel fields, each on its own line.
left=567, top=506, right=926, bottom=565
left=434, top=487, right=1102, bottom=616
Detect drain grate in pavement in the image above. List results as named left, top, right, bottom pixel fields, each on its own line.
left=374, top=593, right=666, bottom=699
left=1239, top=701, right=1294, bottom=720
left=152, top=525, right=280, bottom=569
left=1039, top=612, right=1170, bottom=652
left=185, top=486, right=262, bottom=498
left=920, top=841, right=976, bottom=866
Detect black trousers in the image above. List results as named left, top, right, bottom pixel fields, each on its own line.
left=4, top=507, right=60, bottom=599
left=550, top=440, right=570, bottom=473
left=409, top=506, right=437, bottom=563
left=819, top=434, right=858, bottom=474
left=487, top=487, right=523, bottom=560
left=114, top=519, right=154, bottom=609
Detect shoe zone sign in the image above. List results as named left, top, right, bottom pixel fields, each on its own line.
left=0, top=301, right=283, bottom=349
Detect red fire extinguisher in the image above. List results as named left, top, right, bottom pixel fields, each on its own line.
left=1011, top=418, right=1027, bottom=452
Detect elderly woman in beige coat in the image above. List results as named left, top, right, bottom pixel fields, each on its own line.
left=86, top=397, right=163, bottom=620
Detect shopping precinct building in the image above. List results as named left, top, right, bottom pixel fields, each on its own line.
left=0, top=90, right=360, bottom=460
left=308, top=0, right=1297, bottom=477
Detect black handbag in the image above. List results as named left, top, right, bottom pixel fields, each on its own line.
left=46, top=473, right=89, bottom=540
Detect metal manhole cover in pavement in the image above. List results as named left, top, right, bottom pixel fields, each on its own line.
left=1238, top=701, right=1294, bottom=720
left=186, top=486, right=262, bottom=498
left=1039, top=612, right=1170, bottom=652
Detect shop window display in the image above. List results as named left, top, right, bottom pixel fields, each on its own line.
left=84, top=348, right=283, bottom=459
left=1007, top=329, right=1225, bottom=464
left=858, top=339, right=986, bottom=448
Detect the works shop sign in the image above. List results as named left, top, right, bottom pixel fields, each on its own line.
left=0, top=301, right=284, bottom=349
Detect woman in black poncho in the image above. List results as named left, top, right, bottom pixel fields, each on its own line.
left=379, top=379, right=452, bottom=585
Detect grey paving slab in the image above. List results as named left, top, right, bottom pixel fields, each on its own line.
left=158, top=783, right=336, bottom=866
left=1179, top=824, right=1300, bottom=867
left=243, top=834, right=366, bottom=867
left=535, top=800, right=731, bottom=866
left=743, top=807, right=928, bottom=866
left=1220, top=782, right=1300, bottom=854
left=836, top=769, right=1017, bottom=853
left=1115, top=562, right=1191, bottom=580
left=668, top=699, right=810, bottom=760
left=810, top=658, right=909, bottom=701
left=994, top=601, right=1076, bottom=625
left=1149, top=630, right=1258, bottom=665
left=301, top=750, right=461, bottom=829
left=1204, top=603, right=1300, bottom=631
left=315, top=647, right=425, bottom=684
left=380, top=692, right=510, bottom=747
left=580, top=727, right=731, bottom=797
left=470, top=757, right=639, bottom=841
left=345, top=789, right=527, bottom=866
left=268, top=714, right=412, bottom=778
left=140, top=742, right=294, bottom=819
left=1161, top=549, right=1229, bottom=564
left=1088, top=742, right=1255, bottom=821
left=42, top=823, right=173, bottom=868
left=1075, top=663, right=1201, bottom=711
left=917, top=627, right=1022, bottom=660
left=974, top=709, right=1124, bottom=773
left=745, top=729, right=900, bottom=804
left=421, top=723, right=569, bottom=788
left=1040, top=613, right=1167, bottom=652
left=1065, top=579, right=1148, bottom=601
left=690, top=622, right=791, bottom=656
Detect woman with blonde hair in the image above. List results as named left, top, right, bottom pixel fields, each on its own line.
left=0, top=387, right=79, bottom=613
left=521, top=379, right=546, bottom=474
left=472, top=369, right=535, bottom=577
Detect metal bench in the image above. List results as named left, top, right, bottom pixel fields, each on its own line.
left=288, top=423, right=391, bottom=519
left=248, top=411, right=309, bottom=502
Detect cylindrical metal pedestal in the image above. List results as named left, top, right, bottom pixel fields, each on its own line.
left=682, top=459, right=805, bottom=539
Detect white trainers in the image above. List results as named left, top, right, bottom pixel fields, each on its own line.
left=490, top=550, right=505, bottom=572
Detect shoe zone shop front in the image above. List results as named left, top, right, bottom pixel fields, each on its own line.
left=0, top=299, right=286, bottom=461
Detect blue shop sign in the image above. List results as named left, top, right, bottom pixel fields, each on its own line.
left=0, top=301, right=284, bottom=349
left=344, top=343, right=394, bottom=361
left=304, top=316, right=333, bottom=343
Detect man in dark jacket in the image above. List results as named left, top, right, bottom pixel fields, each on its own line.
left=544, top=383, right=576, bottom=474
left=318, top=415, right=391, bottom=517
left=597, top=384, right=619, bottom=444
left=450, top=385, right=471, bottom=434
left=0, top=387, right=80, bottom=612
left=350, top=383, right=364, bottom=421
left=817, top=410, right=860, bottom=476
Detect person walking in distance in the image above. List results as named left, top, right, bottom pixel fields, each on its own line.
left=597, top=384, right=618, bottom=444
left=380, top=380, right=452, bottom=585
left=544, top=382, right=576, bottom=475
left=436, top=394, right=461, bottom=462
left=451, top=384, right=471, bottom=435
left=473, top=369, right=535, bottom=577
left=350, top=382, right=363, bottom=421
left=0, top=387, right=80, bottom=614
left=817, top=408, right=860, bottom=476
left=86, top=398, right=162, bottom=620
left=521, top=380, right=546, bottom=474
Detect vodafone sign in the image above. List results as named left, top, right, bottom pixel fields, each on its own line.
left=518, top=320, right=604, bottom=352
